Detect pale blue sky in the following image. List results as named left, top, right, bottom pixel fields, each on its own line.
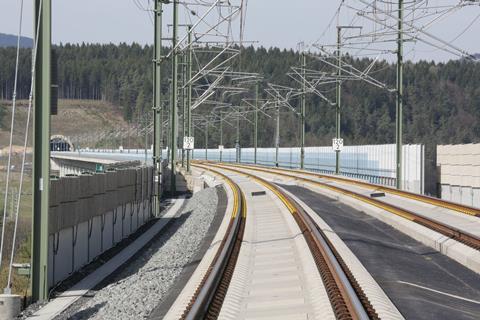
left=1, top=0, right=480, bottom=62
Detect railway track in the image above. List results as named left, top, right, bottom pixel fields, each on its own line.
left=178, top=164, right=380, bottom=320
left=210, top=162, right=480, bottom=217
left=208, top=162, right=480, bottom=251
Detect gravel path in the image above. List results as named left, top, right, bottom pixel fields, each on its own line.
left=57, top=187, right=219, bottom=320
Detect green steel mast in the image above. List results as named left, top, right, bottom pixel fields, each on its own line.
left=300, top=52, right=306, bottom=170
left=335, top=26, right=342, bottom=175
left=32, top=0, right=51, bottom=302
left=254, top=82, right=259, bottom=164
left=153, top=0, right=163, bottom=214
left=396, top=0, right=404, bottom=189
left=170, top=0, right=179, bottom=193
left=186, top=25, right=193, bottom=173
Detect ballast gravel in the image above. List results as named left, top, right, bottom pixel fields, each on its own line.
left=57, top=187, right=219, bottom=320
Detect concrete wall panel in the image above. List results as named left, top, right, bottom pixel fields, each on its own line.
left=113, top=208, right=123, bottom=244
left=473, top=188, right=480, bottom=208
left=102, top=211, right=114, bottom=252
left=48, top=235, right=54, bottom=288
left=53, top=227, right=74, bottom=284
left=73, top=221, right=89, bottom=272
left=441, top=184, right=451, bottom=201
left=122, top=204, right=131, bottom=238
left=48, top=165, right=155, bottom=290
left=461, top=186, right=473, bottom=206
left=451, top=186, right=462, bottom=203
left=89, top=216, right=103, bottom=262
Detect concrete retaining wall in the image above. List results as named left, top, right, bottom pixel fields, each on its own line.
left=47, top=166, right=154, bottom=289
left=438, top=143, right=480, bottom=208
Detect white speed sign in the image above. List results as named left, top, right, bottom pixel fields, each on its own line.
left=183, top=136, right=195, bottom=150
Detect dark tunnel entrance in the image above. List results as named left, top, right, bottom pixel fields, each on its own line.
left=50, top=135, right=74, bottom=152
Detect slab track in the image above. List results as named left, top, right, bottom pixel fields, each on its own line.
left=207, top=162, right=480, bottom=250
left=201, top=162, right=480, bottom=320
left=178, top=164, right=380, bottom=320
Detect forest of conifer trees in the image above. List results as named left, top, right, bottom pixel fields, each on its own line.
left=1, top=43, right=480, bottom=147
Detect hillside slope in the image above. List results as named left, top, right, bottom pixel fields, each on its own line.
left=0, top=99, right=130, bottom=151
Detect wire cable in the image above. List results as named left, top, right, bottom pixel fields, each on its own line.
left=0, top=0, right=24, bottom=279
left=5, top=0, right=43, bottom=293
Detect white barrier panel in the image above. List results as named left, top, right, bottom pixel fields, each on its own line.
left=437, top=143, right=480, bottom=207
left=193, top=144, right=424, bottom=194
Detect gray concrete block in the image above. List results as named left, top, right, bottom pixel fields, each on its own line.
left=117, top=169, right=127, bottom=188
left=451, top=185, right=462, bottom=203
left=56, top=178, right=66, bottom=203
left=59, top=202, right=76, bottom=230
left=105, top=170, right=118, bottom=191
left=113, top=208, right=123, bottom=244
left=89, top=216, right=103, bottom=262
left=135, top=168, right=142, bottom=186
left=104, top=190, right=117, bottom=212
left=461, top=186, right=474, bottom=206
left=79, top=197, right=94, bottom=224
left=48, top=206, right=60, bottom=234
left=0, top=294, right=22, bottom=320
left=93, top=194, right=105, bottom=219
left=54, top=227, right=74, bottom=282
left=50, top=179, right=60, bottom=207
left=64, top=176, right=80, bottom=203
left=48, top=234, right=54, bottom=288
left=102, top=211, right=114, bottom=252
left=473, top=188, right=480, bottom=209
left=73, top=221, right=89, bottom=272
left=441, top=184, right=451, bottom=201
left=122, top=204, right=132, bottom=238
left=79, top=174, right=93, bottom=199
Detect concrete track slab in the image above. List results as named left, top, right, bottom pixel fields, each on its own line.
left=227, top=166, right=480, bottom=238
left=259, top=167, right=480, bottom=238
left=215, top=169, right=335, bottom=320
left=283, top=184, right=480, bottom=320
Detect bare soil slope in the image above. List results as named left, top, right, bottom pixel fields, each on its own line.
left=0, top=99, right=129, bottom=149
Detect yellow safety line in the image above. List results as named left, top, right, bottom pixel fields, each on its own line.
left=196, top=162, right=298, bottom=216
left=192, top=164, right=242, bottom=219
left=250, top=178, right=297, bottom=214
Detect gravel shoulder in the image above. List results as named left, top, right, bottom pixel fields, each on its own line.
left=55, top=186, right=220, bottom=320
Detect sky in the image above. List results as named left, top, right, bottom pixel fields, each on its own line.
left=1, top=0, right=480, bottom=62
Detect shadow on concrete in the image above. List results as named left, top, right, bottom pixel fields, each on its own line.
left=67, top=302, right=107, bottom=320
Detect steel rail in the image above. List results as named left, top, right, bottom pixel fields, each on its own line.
left=213, top=162, right=480, bottom=251
left=213, top=161, right=480, bottom=217
left=283, top=167, right=480, bottom=217
left=181, top=164, right=245, bottom=320
left=202, top=162, right=375, bottom=320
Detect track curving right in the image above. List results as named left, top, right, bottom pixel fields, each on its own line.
left=184, top=163, right=380, bottom=320
left=211, top=162, right=480, bottom=251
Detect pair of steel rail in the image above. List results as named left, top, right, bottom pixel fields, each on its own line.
left=180, top=160, right=480, bottom=319
left=217, top=162, right=480, bottom=251
left=182, top=163, right=376, bottom=320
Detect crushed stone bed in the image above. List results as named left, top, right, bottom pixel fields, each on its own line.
left=56, top=187, right=219, bottom=320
